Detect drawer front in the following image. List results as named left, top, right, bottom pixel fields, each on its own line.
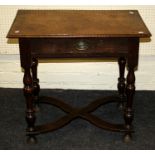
left=30, top=38, right=129, bottom=58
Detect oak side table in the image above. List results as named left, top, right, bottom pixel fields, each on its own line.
left=7, top=10, right=151, bottom=143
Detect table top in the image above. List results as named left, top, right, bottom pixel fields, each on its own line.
left=7, top=10, right=151, bottom=38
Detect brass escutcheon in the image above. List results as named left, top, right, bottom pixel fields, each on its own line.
left=75, top=40, right=89, bottom=51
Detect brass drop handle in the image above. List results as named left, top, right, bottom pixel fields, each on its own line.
left=75, top=40, right=89, bottom=51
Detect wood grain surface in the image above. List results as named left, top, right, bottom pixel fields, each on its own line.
left=7, top=10, right=151, bottom=38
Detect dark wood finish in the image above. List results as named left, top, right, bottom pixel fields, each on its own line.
left=30, top=38, right=128, bottom=58
left=7, top=10, right=151, bottom=143
left=31, top=58, right=40, bottom=111
left=117, top=57, right=126, bottom=109
left=23, top=65, right=36, bottom=143
left=27, top=95, right=130, bottom=135
left=124, top=68, right=135, bottom=142
left=7, top=10, right=151, bottom=38
left=19, top=38, right=37, bottom=143
left=123, top=37, right=139, bottom=142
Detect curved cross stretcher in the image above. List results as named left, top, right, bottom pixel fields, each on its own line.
left=27, top=95, right=132, bottom=135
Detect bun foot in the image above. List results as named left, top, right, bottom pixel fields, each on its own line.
left=123, top=133, right=132, bottom=143
left=27, top=136, right=37, bottom=144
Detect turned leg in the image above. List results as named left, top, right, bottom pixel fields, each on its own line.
left=31, top=58, right=40, bottom=111
left=124, top=68, right=135, bottom=142
left=117, top=57, right=126, bottom=109
left=23, top=67, right=37, bottom=144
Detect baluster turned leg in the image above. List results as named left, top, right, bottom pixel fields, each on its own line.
left=31, top=58, right=40, bottom=111
left=124, top=68, right=135, bottom=142
left=23, top=67, right=37, bottom=144
left=117, top=57, right=126, bottom=109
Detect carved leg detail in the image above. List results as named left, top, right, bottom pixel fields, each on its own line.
left=117, top=57, right=126, bottom=110
left=31, top=58, right=40, bottom=111
left=124, top=68, right=135, bottom=143
left=23, top=68, right=37, bottom=144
